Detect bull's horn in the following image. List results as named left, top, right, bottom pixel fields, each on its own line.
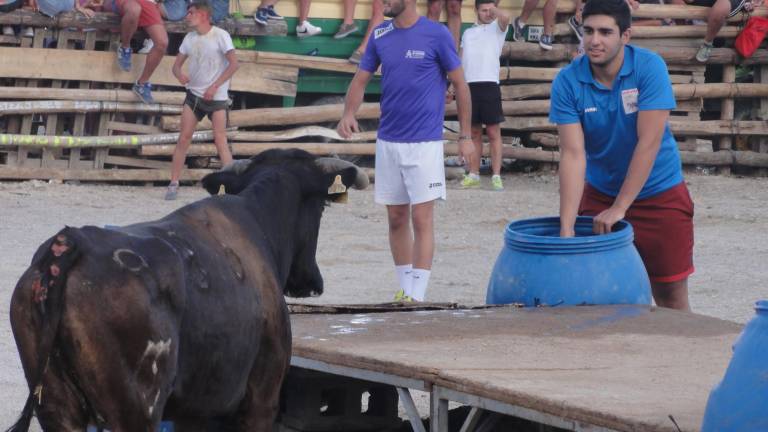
left=221, top=159, right=251, bottom=175
left=315, top=158, right=369, bottom=190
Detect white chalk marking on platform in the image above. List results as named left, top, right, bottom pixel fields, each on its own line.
left=350, top=317, right=372, bottom=324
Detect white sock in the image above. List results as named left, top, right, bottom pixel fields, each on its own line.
left=410, top=268, right=431, bottom=301
left=469, top=172, right=480, bottom=179
left=395, top=264, right=413, bottom=296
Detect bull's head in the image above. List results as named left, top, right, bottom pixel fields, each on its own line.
left=200, top=149, right=368, bottom=297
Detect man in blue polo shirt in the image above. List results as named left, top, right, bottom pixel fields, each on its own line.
left=549, top=0, right=694, bottom=311
left=337, top=0, right=473, bottom=302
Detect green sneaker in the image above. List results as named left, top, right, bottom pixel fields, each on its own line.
left=460, top=174, right=480, bottom=188
left=394, top=289, right=406, bottom=301
left=491, top=175, right=504, bottom=191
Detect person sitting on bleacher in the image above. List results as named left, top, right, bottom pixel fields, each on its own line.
left=103, top=0, right=168, bottom=104
left=690, top=0, right=763, bottom=62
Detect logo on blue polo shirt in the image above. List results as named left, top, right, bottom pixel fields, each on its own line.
left=405, top=50, right=425, bottom=59
left=375, top=24, right=394, bottom=39
left=584, top=107, right=597, bottom=113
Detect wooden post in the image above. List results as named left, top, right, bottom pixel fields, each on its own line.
left=757, top=66, right=768, bottom=176
left=719, top=65, right=736, bottom=175
left=70, top=31, right=98, bottom=169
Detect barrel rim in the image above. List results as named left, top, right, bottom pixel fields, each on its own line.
left=505, top=216, right=634, bottom=246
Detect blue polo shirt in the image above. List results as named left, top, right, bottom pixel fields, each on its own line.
left=359, top=17, right=461, bottom=143
left=549, top=45, right=683, bottom=199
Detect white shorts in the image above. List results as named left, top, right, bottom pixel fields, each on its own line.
left=374, top=138, right=446, bottom=205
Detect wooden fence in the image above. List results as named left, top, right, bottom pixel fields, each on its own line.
left=1, top=2, right=768, bottom=181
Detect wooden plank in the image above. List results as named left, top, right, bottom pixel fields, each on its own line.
left=0, top=87, right=186, bottom=104
left=500, top=117, right=768, bottom=136
left=553, top=22, right=740, bottom=39
left=106, top=121, right=164, bottom=135
left=0, top=129, right=222, bottom=148
left=0, top=9, right=287, bottom=36
left=0, top=47, right=298, bottom=97
left=502, top=41, right=768, bottom=65
left=105, top=155, right=173, bottom=169
left=0, top=100, right=182, bottom=115
left=0, top=166, right=212, bottom=181
left=291, top=307, right=742, bottom=432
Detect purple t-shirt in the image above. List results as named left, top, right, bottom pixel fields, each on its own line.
left=359, top=17, right=461, bottom=143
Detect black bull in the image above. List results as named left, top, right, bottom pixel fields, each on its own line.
left=7, top=149, right=369, bottom=432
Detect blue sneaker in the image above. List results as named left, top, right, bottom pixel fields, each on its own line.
left=133, top=81, right=155, bottom=104
left=253, top=7, right=268, bottom=25
left=117, top=46, right=131, bottom=72
left=266, top=5, right=283, bottom=20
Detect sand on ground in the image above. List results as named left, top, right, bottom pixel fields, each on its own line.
left=1, top=172, right=766, bottom=427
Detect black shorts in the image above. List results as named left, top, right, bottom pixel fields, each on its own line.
left=184, top=90, right=229, bottom=122
left=685, top=0, right=747, bottom=17
left=469, top=82, right=504, bottom=126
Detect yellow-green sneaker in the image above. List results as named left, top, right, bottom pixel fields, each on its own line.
left=394, top=289, right=415, bottom=302
left=460, top=174, right=480, bottom=188
left=491, top=175, right=504, bottom=191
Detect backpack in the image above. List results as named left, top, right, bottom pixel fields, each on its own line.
left=735, top=16, right=768, bottom=58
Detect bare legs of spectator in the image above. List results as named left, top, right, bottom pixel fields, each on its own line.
left=335, top=0, right=359, bottom=38
left=168, top=108, right=232, bottom=196
left=697, top=0, right=731, bottom=61
left=513, top=0, right=557, bottom=49
left=138, top=23, right=168, bottom=84
left=349, top=0, right=383, bottom=63
left=427, top=0, right=462, bottom=48
left=296, top=0, right=322, bottom=37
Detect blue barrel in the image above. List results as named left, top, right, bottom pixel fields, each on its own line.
left=486, top=216, right=651, bottom=306
left=702, top=300, right=768, bottom=431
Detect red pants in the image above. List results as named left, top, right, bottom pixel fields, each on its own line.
left=579, top=182, right=695, bottom=283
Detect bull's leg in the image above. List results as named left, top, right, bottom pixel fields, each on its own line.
left=32, top=357, right=91, bottom=431
left=234, top=314, right=292, bottom=432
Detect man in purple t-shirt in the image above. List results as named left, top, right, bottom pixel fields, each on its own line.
left=337, top=0, right=472, bottom=303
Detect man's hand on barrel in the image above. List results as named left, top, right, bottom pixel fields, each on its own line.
left=593, top=204, right=626, bottom=235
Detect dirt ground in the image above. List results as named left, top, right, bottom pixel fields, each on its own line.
left=1, top=172, right=767, bottom=428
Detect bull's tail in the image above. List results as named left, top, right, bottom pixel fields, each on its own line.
left=6, top=228, right=81, bottom=432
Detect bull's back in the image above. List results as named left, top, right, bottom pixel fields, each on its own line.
left=132, top=200, right=291, bottom=415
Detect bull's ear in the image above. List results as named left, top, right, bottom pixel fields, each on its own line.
left=325, top=167, right=359, bottom=202
left=201, top=171, right=242, bottom=195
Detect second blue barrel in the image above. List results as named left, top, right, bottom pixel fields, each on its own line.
left=486, top=216, right=651, bottom=306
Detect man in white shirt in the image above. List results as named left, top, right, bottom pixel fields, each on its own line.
left=459, top=0, right=509, bottom=190
left=165, top=0, right=239, bottom=200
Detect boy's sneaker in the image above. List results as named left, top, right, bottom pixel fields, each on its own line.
left=348, top=50, right=363, bottom=64
left=254, top=7, right=269, bottom=25
left=696, top=41, right=713, bottom=63
left=22, top=26, right=33, bottom=37
left=567, top=16, right=583, bottom=42
left=133, top=81, right=155, bottom=104
left=296, top=20, right=322, bottom=38
left=491, top=175, right=504, bottom=191
left=164, top=182, right=179, bottom=201
left=539, top=34, right=554, bottom=51
left=138, top=38, right=154, bottom=54
left=3, top=25, right=14, bottom=36
left=117, top=46, right=132, bottom=72
left=512, top=17, right=524, bottom=42
left=460, top=174, right=481, bottom=188
left=334, top=22, right=358, bottom=39
left=266, top=5, right=284, bottom=19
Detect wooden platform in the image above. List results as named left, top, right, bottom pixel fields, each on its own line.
left=290, top=305, right=743, bottom=432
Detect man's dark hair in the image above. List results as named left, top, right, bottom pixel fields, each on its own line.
left=475, top=0, right=495, bottom=9
left=582, top=0, right=632, bottom=34
left=188, top=0, right=212, bottom=14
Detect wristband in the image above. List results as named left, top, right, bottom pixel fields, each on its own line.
left=459, top=135, right=471, bottom=140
